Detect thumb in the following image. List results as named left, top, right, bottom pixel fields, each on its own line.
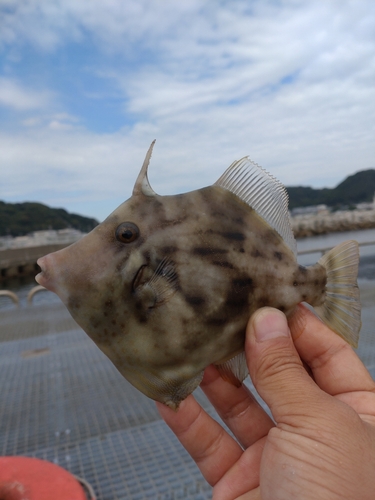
left=246, top=307, right=321, bottom=424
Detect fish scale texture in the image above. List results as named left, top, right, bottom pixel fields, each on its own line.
left=0, top=292, right=374, bottom=500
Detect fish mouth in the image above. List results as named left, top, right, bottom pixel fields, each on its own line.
left=35, top=256, right=55, bottom=292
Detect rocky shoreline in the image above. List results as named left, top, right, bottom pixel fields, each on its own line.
left=291, top=208, right=375, bottom=238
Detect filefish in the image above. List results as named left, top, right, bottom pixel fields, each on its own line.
left=36, top=141, right=361, bottom=409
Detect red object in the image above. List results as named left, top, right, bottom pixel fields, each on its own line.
left=0, top=457, right=87, bottom=500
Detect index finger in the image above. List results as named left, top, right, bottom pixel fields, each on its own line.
left=288, top=304, right=375, bottom=396
left=156, top=395, right=243, bottom=486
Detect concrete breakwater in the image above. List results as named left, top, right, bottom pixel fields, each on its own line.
left=292, top=208, right=375, bottom=238
left=0, top=244, right=67, bottom=280
left=0, top=229, right=84, bottom=281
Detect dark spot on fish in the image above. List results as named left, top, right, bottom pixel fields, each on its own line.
left=160, top=217, right=188, bottom=227
left=299, top=266, right=308, bottom=274
left=193, top=247, right=212, bottom=256
left=302, top=294, right=307, bottom=301
left=142, top=250, right=150, bottom=261
left=133, top=299, right=151, bottom=324
left=183, top=337, right=203, bottom=351
left=150, top=199, right=164, bottom=212
left=116, top=254, right=130, bottom=271
left=274, top=251, right=283, bottom=261
left=206, top=317, right=227, bottom=326
left=212, top=260, right=234, bottom=269
left=67, top=297, right=80, bottom=310
left=226, top=295, right=248, bottom=306
left=224, top=296, right=248, bottom=312
left=251, top=249, right=263, bottom=258
left=221, top=232, right=245, bottom=241
left=293, top=281, right=298, bottom=287
left=135, top=236, right=145, bottom=247
left=234, top=216, right=245, bottom=226
left=193, top=247, right=228, bottom=256
left=185, top=295, right=206, bottom=307
left=111, top=319, right=117, bottom=325
left=90, top=317, right=101, bottom=329
left=162, top=246, right=178, bottom=254
left=232, top=277, right=253, bottom=293
left=314, top=279, right=319, bottom=286
left=257, top=296, right=270, bottom=308
left=239, top=248, right=245, bottom=253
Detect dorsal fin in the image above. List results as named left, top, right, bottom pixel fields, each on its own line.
left=133, top=140, right=157, bottom=197
left=215, top=157, right=296, bottom=256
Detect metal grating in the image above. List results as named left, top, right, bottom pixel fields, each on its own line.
left=0, top=303, right=216, bottom=499
left=25, top=423, right=212, bottom=500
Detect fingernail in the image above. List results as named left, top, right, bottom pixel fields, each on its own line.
left=253, top=308, right=289, bottom=342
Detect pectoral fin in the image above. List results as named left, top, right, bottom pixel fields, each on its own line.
left=133, top=258, right=178, bottom=309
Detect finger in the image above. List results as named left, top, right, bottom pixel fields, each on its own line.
left=236, top=489, right=261, bottom=500
left=200, top=365, right=274, bottom=449
left=212, top=438, right=265, bottom=500
left=289, top=304, right=375, bottom=395
left=156, top=395, right=242, bottom=486
left=246, top=307, right=323, bottom=424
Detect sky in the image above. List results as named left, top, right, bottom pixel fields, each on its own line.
left=0, top=0, right=374, bottom=222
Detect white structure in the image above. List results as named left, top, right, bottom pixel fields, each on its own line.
left=0, top=229, right=85, bottom=250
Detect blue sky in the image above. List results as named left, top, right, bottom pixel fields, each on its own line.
left=0, top=0, right=374, bottom=221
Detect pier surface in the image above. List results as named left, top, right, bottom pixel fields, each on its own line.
left=0, top=281, right=374, bottom=499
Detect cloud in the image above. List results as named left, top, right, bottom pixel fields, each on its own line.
left=0, top=0, right=201, bottom=52
left=0, top=77, right=53, bottom=110
left=0, top=0, right=374, bottom=221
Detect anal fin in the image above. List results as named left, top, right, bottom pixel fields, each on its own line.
left=215, top=351, right=248, bottom=387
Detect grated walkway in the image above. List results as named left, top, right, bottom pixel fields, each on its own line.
left=0, top=280, right=374, bottom=499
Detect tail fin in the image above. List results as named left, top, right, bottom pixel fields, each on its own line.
left=314, top=240, right=361, bottom=348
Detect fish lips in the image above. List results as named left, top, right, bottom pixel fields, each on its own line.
left=35, top=254, right=62, bottom=296
left=36, top=256, right=52, bottom=289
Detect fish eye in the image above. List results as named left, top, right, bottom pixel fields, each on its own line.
left=115, top=222, right=140, bottom=244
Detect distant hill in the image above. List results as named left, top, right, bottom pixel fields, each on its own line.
left=286, top=169, right=375, bottom=210
left=0, top=201, right=99, bottom=237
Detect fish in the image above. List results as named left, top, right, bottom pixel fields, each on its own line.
left=36, top=141, right=361, bottom=410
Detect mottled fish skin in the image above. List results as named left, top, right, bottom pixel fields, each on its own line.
left=36, top=142, right=360, bottom=409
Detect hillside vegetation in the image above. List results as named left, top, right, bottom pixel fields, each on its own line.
left=0, top=201, right=98, bottom=237
left=286, top=169, right=375, bottom=210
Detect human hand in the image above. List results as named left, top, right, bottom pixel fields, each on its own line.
left=156, top=305, right=375, bottom=499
